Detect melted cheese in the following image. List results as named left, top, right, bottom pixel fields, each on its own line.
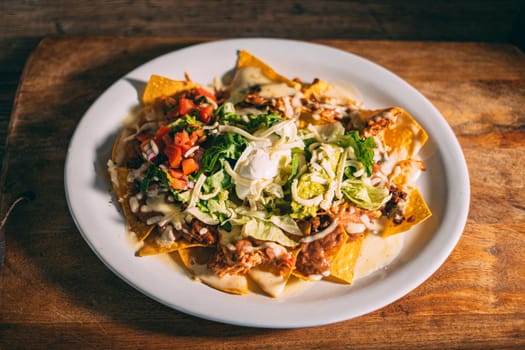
left=248, top=267, right=288, bottom=298
left=353, top=233, right=405, bottom=279
left=191, top=263, right=248, bottom=294
left=228, top=67, right=299, bottom=103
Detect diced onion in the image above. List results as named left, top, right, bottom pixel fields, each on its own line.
left=184, top=145, right=200, bottom=158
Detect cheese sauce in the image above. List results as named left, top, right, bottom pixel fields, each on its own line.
left=353, top=233, right=405, bottom=279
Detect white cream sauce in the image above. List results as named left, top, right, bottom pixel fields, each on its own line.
left=353, top=233, right=405, bottom=279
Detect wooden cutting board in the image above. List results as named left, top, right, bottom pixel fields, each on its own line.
left=1, top=36, right=524, bottom=349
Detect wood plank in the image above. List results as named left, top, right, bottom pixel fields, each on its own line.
left=1, top=1, right=522, bottom=41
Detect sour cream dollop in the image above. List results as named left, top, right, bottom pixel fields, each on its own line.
left=235, top=147, right=290, bottom=200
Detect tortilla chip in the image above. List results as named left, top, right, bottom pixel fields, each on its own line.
left=325, top=233, right=365, bottom=284
left=298, top=80, right=336, bottom=127
left=248, top=265, right=287, bottom=298
left=111, top=128, right=141, bottom=166
left=383, top=107, right=428, bottom=159
left=292, top=230, right=348, bottom=281
left=382, top=188, right=432, bottom=237
left=137, top=231, right=204, bottom=256
left=302, top=79, right=331, bottom=99
left=142, top=74, right=198, bottom=104
left=236, top=50, right=300, bottom=88
left=248, top=248, right=299, bottom=298
left=389, top=159, right=426, bottom=189
left=178, top=247, right=249, bottom=295
left=109, top=166, right=154, bottom=241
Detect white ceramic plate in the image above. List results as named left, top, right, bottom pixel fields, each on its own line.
left=65, top=38, right=469, bottom=328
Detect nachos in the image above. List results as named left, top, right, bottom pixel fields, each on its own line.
left=108, top=50, right=431, bottom=297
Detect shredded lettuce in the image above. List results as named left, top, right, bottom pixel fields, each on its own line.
left=338, top=130, right=376, bottom=176
left=200, top=132, right=248, bottom=174
left=168, top=114, right=201, bottom=133
left=218, top=105, right=284, bottom=133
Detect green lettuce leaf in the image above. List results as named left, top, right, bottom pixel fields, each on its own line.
left=341, top=179, right=391, bottom=210
left=338, top=130, right=376, bottom=176
left=242, top=218, right=299, bottom=247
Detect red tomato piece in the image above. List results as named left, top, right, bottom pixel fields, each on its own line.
left=182, top=158, right=199, bottom=175
left=178, top=98, right=195, bottom=116
left=199, top=104, right=214, bottom=124
left=164, top=145, right=183, bottom=168
left=197, top=87, right=217, bottom=102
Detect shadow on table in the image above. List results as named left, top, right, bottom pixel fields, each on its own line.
left=3, top=37, right=284, bottom=344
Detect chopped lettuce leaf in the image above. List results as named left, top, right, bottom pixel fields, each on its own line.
left=219, top=109, right=284, bottom=133
left=201, top=132, right=248, bottom=174
left=341, top=179, right=391, bottom=210
left=167, top=114, right=201, bottom=133
left=338, top=130, right=376, bottom=176
left=242, top=218, right=299, bottom=247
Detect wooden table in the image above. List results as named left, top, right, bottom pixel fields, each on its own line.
left=0, top=37, right=523, bottom=349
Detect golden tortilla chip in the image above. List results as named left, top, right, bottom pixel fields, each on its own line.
left=178, top=247, right=249, bottom=295
left=325, top=233, right=365, bottom=284
left=236, top=50, right=300, bottom=88
left=248, top=248, right=299, bottom=298
left=383, top=107, right=428, bottom=159
left=292, top=231, right=348, bottom=281
left=248, top=264, right=289, bottom=298
left=389, top=159, right=426, bottom=189
left=142, top=74, right=198, bottom=104
left=109, top=166, right=154, bottom=241
left=111, top=128, right=140, bottom=165
left=382, top=188, right=432, bottom=237
left=302, top=79, right=331, bottom=99
left=137, top=231, right=204, bottom=256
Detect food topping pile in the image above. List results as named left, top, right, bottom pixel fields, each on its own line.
left=108, top=50, right=431, bottom=297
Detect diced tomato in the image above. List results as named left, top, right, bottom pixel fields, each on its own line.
left=199, top=104, right=214, bottom=124
left=161, top=132, right=172, bottom=147
left=168, top=169, right=187, bottom=190
left=178, top=98, right=195, bottom=116
left=174, top=130, right=193, bottom=153
left=164, top=144, right=183, bottom=168
left=152, top=125, right=171, bottom=151
left=182, top=158, right=199, bottom=175
left=197, top=87, right=216, bottom=102
left=189, top=129, right=204, bottom=144
left=154, top=125, right=171, bottom=140
left=168, top=169, right=185, bottom=179
left=169, top=177, right=187, bottom=190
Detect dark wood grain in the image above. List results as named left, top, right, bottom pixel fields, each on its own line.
left=0, top=37, right=524, bottom=349
left=0, top=0, right=523, bottom=164
left=2, top=1, right=522, bottom=40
